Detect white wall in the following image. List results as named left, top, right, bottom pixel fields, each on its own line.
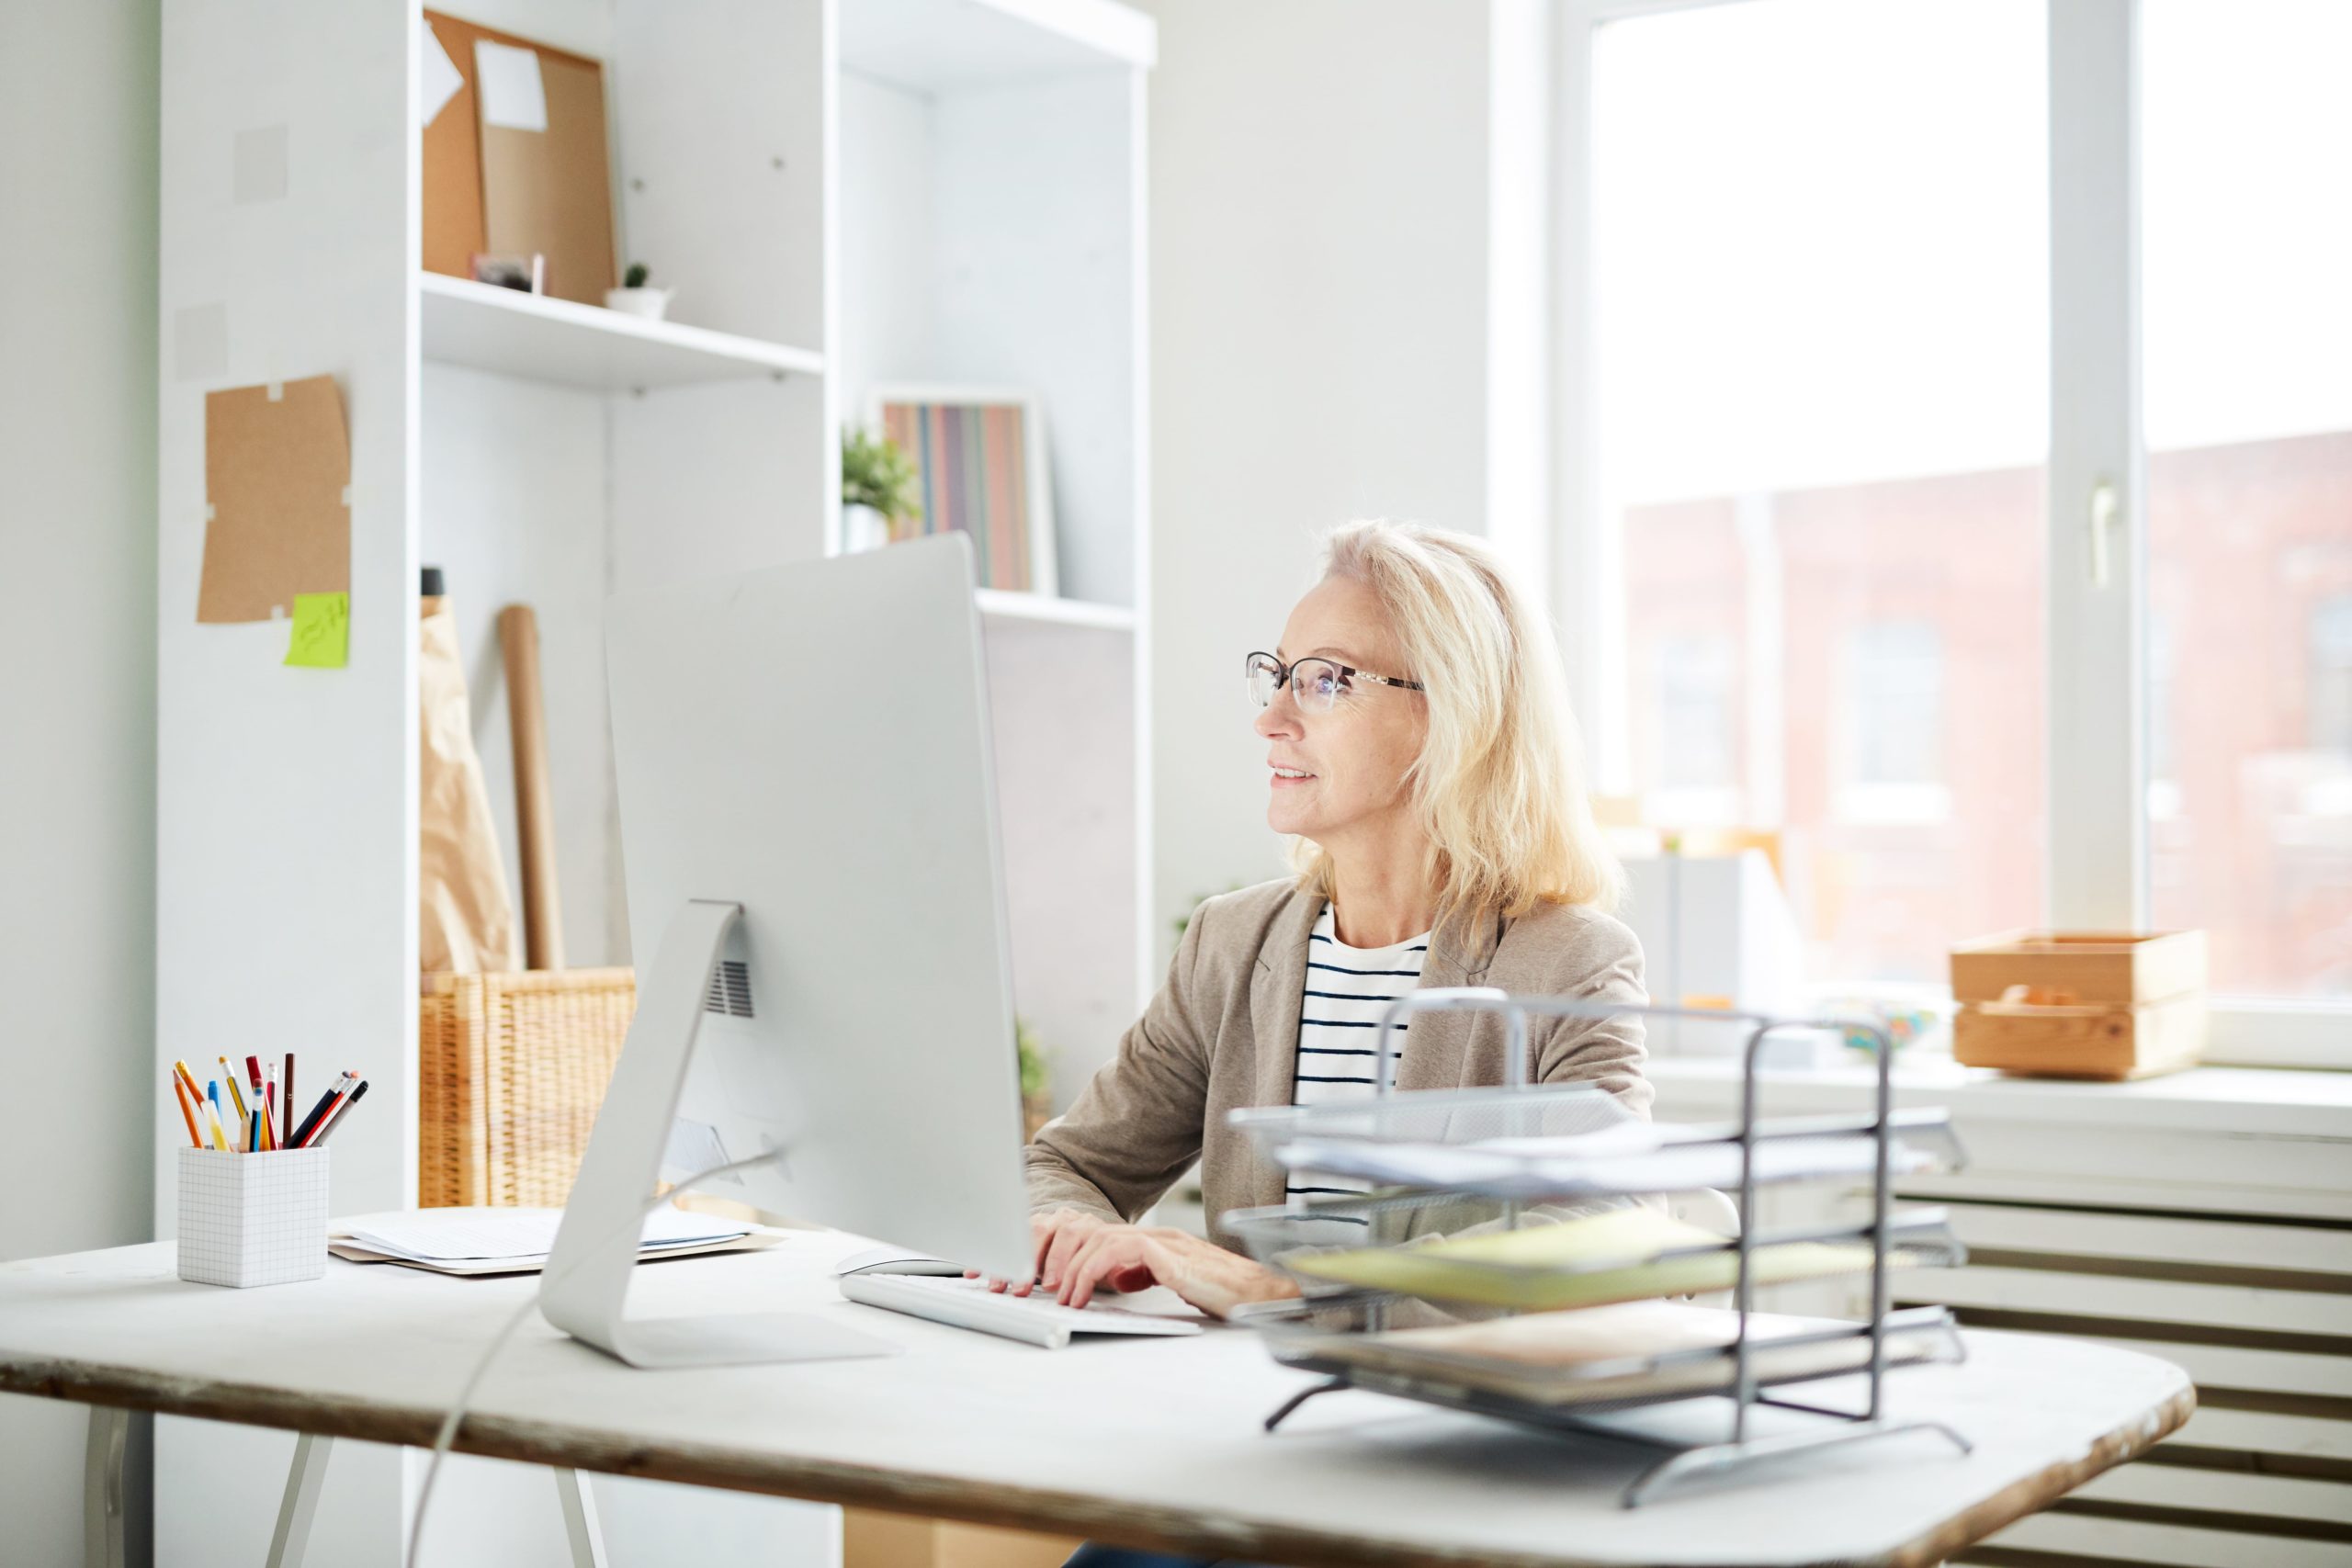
left=0, top=1, right=162, bottom=1563
left=1136, top=0, right=1498, bottom=957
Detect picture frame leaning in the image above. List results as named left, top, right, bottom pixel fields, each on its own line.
left=866, top=385, right=1058, bottom=599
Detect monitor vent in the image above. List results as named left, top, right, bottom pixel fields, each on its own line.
left=704, top=960, right=754, bottom=1019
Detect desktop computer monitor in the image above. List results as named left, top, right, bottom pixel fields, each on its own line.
left=542, top=536, right=1035, bottom=1367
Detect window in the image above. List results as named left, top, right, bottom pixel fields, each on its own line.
left=1589, top=0, right=2046, bottom=984
left=2314, top=598, right=2352, bottom=756
left=1561, top=0, right=2352, bottom=1055
left=1655, top=634, right=1736, bottom=795
left=2143, top=0, right=2352, bottom=999
left=1848, top=624, right=1944, bottom=789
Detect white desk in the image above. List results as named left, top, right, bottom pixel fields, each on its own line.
left=0, top=1227, right=2190, bottom=1568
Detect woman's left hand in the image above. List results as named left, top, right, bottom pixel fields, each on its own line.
left=1048, top=1224, right=1300, bottom=1319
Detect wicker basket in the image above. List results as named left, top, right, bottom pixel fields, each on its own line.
left=419, top=967, right=637, bottom=1207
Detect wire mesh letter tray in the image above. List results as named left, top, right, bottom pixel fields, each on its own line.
left=1219, top=990, right=1975, bottom=1507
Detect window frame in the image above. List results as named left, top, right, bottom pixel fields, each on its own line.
left=1541, top=0, right=2352, bottom=1068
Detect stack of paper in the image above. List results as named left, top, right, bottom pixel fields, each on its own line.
left=1288, top=1205, right=1917, bottom=1311
left=1276, top=1130, right=1928, bottom=1199
left=1294, top=1300, right=1953, bottom=1407
left=330, top=1207, right=765, bottom=1277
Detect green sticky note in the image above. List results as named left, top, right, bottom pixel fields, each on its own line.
left=285, top=592, right=349, bottom=669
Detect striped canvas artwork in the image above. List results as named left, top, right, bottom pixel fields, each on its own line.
left=879, top=398, right=1036, bottom=592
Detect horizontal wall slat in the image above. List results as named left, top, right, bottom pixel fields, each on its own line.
left=1942, top=1203, right=2352, bottom=1277
left=1948, top=1122, right=2352, bottom=1197
left=2168, top=1404, right=2352, bottom=1462
left=2075, top=1461, right=2352, bottom=1524
left=1896, top=1265, right=2352, bottom=1337
left=1978, top=1509, right=2352, bottom=1568
left=1897, top=1171, right=2352, bottom=1224
left=2074, top=1332, right=2352, bottom=1400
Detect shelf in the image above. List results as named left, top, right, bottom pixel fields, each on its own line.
left=841, top=0, right=1156, bottom=94
left=417, top=273, right=825, bottom=392
left=975, top=588, right=1136, bottom=631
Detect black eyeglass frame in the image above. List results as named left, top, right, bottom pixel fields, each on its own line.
left=1244, top=650, right=1427, bottom=709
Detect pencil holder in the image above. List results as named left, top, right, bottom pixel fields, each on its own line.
left=176, top=1146, right=330, bottom=1287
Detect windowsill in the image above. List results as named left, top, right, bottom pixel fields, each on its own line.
left=1645, top=1053, right=2352, bottom=1140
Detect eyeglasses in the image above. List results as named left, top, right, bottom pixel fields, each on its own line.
left=1245, top=651, right=1425, bottom=714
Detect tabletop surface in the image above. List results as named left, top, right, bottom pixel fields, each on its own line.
left=0, top=1224, right=2192, bottom=1568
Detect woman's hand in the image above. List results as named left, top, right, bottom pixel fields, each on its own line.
left=964, top=1212, right=1300, bottom=1320
left=966, top=1208, right=1120, bottom=1297
left=1051, top=1224, right=1300, bottom=1320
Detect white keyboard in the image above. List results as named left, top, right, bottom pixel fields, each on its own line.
left=837, top=1273, right=1205, bottom=1349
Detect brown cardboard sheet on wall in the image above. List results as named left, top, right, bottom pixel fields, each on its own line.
left=198, top=376, right=350, bottom=624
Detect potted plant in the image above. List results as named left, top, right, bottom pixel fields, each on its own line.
left=1017, top=1018, right=1055, bottom=1143
left=840, top=426, right=923, bottom=553
left=604, top=262, right=673, bottom=321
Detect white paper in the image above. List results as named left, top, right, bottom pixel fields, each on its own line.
left=342, top=1206, right=745, bottom=1262
left=1276, top=1134, right=1929, bottom=1200
left=420, top=27, right=465, bottom=129
left=473, top=39, right=548, bottom=133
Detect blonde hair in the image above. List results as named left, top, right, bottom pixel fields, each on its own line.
left=1286, top=519, right=1622, bottom=919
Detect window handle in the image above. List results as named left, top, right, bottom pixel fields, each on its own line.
left=2087, top=479, right=2119, bottom=588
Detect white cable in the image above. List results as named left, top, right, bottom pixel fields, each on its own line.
left=402, top=1151, right=785, bottom=1568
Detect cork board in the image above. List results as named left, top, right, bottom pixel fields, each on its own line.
left=421, top=12, right=615, bottom=303
left=480, top=47, right=616, bottom=304
left=198, top=377, right=350, bottom=624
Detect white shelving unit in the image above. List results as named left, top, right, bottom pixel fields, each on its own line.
left=419, top=271, right=827, bottom=389
left=154, top=1, right=1152, bottom=1562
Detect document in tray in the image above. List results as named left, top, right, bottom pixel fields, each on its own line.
left=329, top=1206, right=764, bottom=1276
left=1298, top=1300, right=1953, bottom=1407
left=1288, top=1205, right=1917, bottom=1311
left=1276, top=1131, right=1929, bottom=1199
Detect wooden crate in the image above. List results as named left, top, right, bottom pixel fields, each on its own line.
left=1949, top=931, right=2207, bottom=1080
left=1950, top=930, right=2206, bottom=1009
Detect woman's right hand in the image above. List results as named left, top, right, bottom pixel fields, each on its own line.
left=965, top=1208, right=1120, bottom=1295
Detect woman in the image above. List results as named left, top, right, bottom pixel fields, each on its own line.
left=1008, top=519, right=1650, bottom=1331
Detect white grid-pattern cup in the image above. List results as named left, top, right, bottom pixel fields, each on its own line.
left=176, top=1146, right=330, bottom=1287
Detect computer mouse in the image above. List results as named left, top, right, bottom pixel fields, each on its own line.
left=832, top=1244, right=967, bottom=1278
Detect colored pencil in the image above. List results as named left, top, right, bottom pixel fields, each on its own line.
left=171, top=1073, right=203, bottom=1149
left=218, top=1056, right=248, bottom=1122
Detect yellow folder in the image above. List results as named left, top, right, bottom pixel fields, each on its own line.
left=1291, top=1206, right=1908, bottom=1311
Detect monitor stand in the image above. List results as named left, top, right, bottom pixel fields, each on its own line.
left=539, top=898, right=901, bottom=1368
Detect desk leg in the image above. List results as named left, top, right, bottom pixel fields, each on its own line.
left=83, top=1406, right=129, bottom=1568
left=552, top=1469, right=610, bottom=1568
left=265, top=1433, right=333, bottom=1568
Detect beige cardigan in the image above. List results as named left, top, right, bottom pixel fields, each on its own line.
left=1024, top=876, right=1652, bottom=1248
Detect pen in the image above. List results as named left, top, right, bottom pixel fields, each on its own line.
left=218, top=1056, right=248, bottom=1123
left=249, top=1108, right=261, bottom=1154
left=263, top=1062, right=278, bottom=1150
left=283, top=1054, right=294, bottom=1137
left=202, top=1086, right=231, bottom=1152
left=171, top=1073, right=203, bottom=1149
left=296, top=1074, right=359, bottom=1150
left=246, top=1056, right=270, bottom=1146
left=288, top=1073, right=353, bottom=1149
left=311, top=1080, right=369, bottom=1146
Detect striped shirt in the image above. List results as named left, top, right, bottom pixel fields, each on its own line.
left=1284, top=906, right=1430, bottom=1218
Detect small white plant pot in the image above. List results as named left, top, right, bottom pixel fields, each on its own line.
left=604, top=286, right=674, bottom=321
left=842, top=502, right=890, bottom=554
